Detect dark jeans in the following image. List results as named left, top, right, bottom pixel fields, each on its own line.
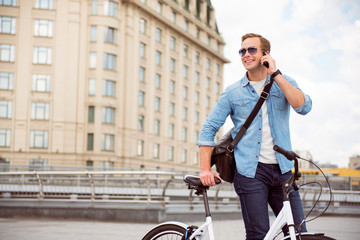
left=234, top=162, right=307, bottom=240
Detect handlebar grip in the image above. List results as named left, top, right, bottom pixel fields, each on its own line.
left=273, top=145, right=298, bottom=160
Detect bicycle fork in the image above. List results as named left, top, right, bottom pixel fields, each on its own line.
left=264, top=200, right=296, bottom=240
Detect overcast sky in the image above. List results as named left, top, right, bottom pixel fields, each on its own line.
left=211, top=0, right=360, bottom=167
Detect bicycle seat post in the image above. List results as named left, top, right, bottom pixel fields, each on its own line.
left=202, top=188, right=211, bottom=217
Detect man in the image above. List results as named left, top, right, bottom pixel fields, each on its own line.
left=197, top=33, right=312, bottom=239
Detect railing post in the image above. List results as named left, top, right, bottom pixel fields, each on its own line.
left=146, top=174, right=152, bottom=206
left=35, top=171, right=43, bottom=201
left=162, top=175, right=174, bottom=207
left=87, top=172, right=95, bottom=205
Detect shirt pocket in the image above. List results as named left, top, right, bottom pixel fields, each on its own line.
left=271, top=91, right=287, bottom=110
left=233, top=98, right=252, bottom=120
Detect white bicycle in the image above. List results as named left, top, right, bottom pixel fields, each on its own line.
left=142, top=145, right=335, bottom=240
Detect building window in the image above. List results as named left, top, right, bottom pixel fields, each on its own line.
left=33, top=47, right=52, bottom=64
left=139, top=91, right=145, bottom=106
left=182, top=127, right=187, bottom=141
left=155, top=74, right=161, bottom=89
left=155, top=97, right=160, bottom=112
left=183, top=86, right=188, bottom=99
left=0, top=129, right=11, bottom=147
left=140, top=42, right=146, bottom=58
left=0, top=72, right=14, bottom=90
left=206, top=77, right=211, bottom=89
left=206, top=96, right=210, bottom=108
left=195, top=91, right=199, bottom=104
left=102, top=107, right=115, bottom=124
left=184, top=20, right=188, bottom=32
left=0, top=0, right=16, bottom=6
left=88, top=106, right=95, bottom=123
left=207, top=35, right=211, bottom=46
left=103, top=80, right=115, bottom=97
left=195, top=111, right=199, bottom=124
left=87, top=133, right=94, bottom=150
left=169, top=124, right=174, bottom=138
left=101, top=134, right=114, bottom=151
left=195, top=71, right=200, bottom=84
left=216, top=63, right=220, bottom=75
left=184, top=0, right=189, bottom=11
left=216, top=82, right=220, bottom=93
left=157, top=1, right=162, bottom=14
left=88, top=78, right=96, bottom=96
left=194, top=130, right=199, bottom=142
left=35, top=0, right=54, bottom=9
left=32, top=74, right=51, bottom=92
left=193, top=151, right=199, bottom=165
left=156, top=28, right=162, bottom=42
left=29, top=158, right=48, bottom=171
left=90, top=25, right=97, bottom=42
left=195, top=51, right=200, bottom=64
left=34, top=19, right=53, bottom=37
left=104, top=26, right=116, bottom=44
left=170, top=58, right=175, bottom=72
left=31, top=102, right=50, bottom=120
left=0, top=44, right=15, bottom=62
left=104, top=0, right=118, bottom=17
left=91, top=0, right=97, bottom=14
left=182, top=107, right=187, bottom=120
left=137, top=140, right=144, bottom=156
left=103, top=53, right=116, bottom=70
left=154, top=120, right=160, bottom=135
left=30, top=130, right=48, bottom=148
left=86, top=160, right=94, bottom=170
left=170, top=80, right=175, bottom=94
left=170, top=36, right=176, bottom=50
left=0, top=16, right=16, bottom=34
left=169, top=102, right=175, bottom=116
left=156, top=51, right=161, bottom=65
left=168, top=146, right=174, bottom=161
left=140, top=18, right=146, bottom=34
left=154, top=143, right=160, bottom=159
left=100, top=161, right=114, bottom=170
left=0, top=100, right=12, bottom=119
left=171, top=12, right=176, bottom=23
left=182, top=149, right=187, bottom=163
left=89, top=52, right=96, bottom=68
left=139, top=67, right=145, bottom=82
left=138, top=115, right=144, bottom=131
left=206, top=58, right=210, bottom=70
left=183, top=44, right=188, bottom=57
left=183, top=65, right=188, bottom=79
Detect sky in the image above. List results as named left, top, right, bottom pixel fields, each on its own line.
left=210, top=0, right=360, bottom=167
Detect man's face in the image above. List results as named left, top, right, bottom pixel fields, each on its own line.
left=240, top=37, right=263, bottom=71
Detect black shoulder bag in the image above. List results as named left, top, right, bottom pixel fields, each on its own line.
left=210, top=77, right=275, bottom=183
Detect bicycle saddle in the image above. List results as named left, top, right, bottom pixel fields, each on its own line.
left=183, top=175, right=221, bottom=187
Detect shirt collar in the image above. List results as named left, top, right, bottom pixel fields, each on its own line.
left=240, top=72, right=271, bottom=87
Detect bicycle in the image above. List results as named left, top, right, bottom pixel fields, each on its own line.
left=142, top=145, right=335, bottom=240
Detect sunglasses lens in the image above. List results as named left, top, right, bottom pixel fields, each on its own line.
left=239, top=48, right=246, bottom=57
left=248, top=47, right=257, bottom=55
left=239, top=47, right=257, bottom=56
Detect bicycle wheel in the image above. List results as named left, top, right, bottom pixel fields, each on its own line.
left=282, top=233, right=336, bottom=239
left=142, top=223, right=186, bottom=240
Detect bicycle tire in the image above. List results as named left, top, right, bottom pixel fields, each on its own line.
left=142, top=223, right=186, bottom=240
left=282, top=233, right=336, bottom=239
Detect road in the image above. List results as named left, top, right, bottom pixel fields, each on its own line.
left=0, top=216, right=359, bottom=239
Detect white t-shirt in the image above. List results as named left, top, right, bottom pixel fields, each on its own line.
left=249, top=79, right=278, bottom=164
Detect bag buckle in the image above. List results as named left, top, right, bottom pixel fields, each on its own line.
left=226, top=145, right=234, bottom=153
left=260, top=91, right=269, bottom=100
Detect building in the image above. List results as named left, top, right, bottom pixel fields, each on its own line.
left=0, top=0, right=228, bottom=171
left=349, top=155, right=360, bottom=170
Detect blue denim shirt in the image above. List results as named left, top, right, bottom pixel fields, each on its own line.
left=197, top=73, right=312, bottom=178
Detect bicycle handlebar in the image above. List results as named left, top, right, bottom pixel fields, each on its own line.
left=273, top=145, right=299, bottom=160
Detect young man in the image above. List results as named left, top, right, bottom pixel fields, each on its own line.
left=197, top=33, right=312, bottom=239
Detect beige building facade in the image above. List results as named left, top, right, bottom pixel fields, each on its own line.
left=0, top=0, right=228, bottom=171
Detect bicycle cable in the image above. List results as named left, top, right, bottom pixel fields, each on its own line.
left=297, top=157, right=333, bottom=224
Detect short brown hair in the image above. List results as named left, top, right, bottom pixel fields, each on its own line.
left=241, top=33, right=271, bottom=52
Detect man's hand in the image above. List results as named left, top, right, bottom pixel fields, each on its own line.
left=200, top=170, right=221, bottom=186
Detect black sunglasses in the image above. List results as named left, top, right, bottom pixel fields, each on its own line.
left=239, top=46, right=258, bottom=57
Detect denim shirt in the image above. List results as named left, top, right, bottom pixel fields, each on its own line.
left=197, top=73, right=312, bottom=178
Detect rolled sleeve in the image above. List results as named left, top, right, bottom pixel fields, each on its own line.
left=294, top=93, right=312, bottom=115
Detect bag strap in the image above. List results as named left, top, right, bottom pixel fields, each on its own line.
left=227, top=77, right=275, bottom=152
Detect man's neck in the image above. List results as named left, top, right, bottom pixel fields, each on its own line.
left=247, top=69, right=268, bottom=82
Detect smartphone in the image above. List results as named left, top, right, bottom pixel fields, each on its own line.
left=263, top=51, right=269, bottom=68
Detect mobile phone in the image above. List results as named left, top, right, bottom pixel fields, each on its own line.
left=263, top=51, right=269, bottom=68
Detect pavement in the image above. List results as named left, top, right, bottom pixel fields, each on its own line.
left=0, top=216, right=359, bottom=239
